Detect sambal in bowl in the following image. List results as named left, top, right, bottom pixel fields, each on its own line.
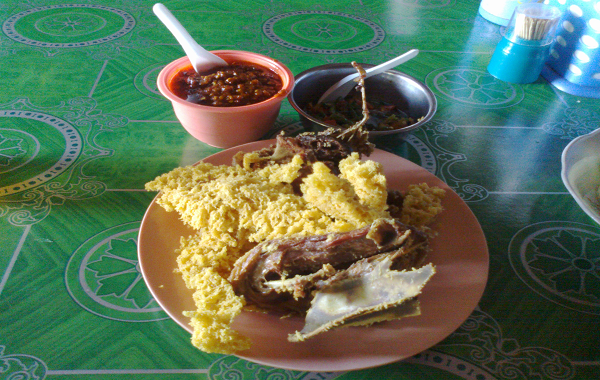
left=157, top=50, right=294, bottom=148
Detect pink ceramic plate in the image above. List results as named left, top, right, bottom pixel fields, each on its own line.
left=138, top=140, right=489, bottom=372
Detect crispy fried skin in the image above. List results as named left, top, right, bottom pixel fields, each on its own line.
left=228, top=219, right=427, bottom=313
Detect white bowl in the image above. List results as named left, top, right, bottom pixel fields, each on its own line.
left=561, top=128, right=600, bottom=225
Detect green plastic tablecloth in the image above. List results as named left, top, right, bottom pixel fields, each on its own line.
left=1, top=0, right=599, bottom=379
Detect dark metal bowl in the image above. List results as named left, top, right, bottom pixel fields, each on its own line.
left=288, top=63, right=437, bottom=137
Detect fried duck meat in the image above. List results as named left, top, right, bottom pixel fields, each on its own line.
left=228, top=219, right=431, bottom=333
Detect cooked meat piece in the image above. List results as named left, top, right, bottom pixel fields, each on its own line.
left=312, top=239, right=429, bottom=293
left=289, top=261, right=436, bottom=342
left=387, top=189, right=404, bottom=219
left=232, top=143, right=277, bottom=169
left=293, top=134, right=353, bottom=174
left=228, top=218, right=428, bottom=313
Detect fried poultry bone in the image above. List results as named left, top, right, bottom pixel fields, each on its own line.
left=228, top=218, right=436, bottom=341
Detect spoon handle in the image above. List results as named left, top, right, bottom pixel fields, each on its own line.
left=317, top=49, right=419, bottom=104
left=153, top=3, right=226, bottom=72
left=153, top=4, right=200, bottom=58
left=364, top=49, right=419, bottom=77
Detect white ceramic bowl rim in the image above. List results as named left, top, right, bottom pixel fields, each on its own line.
left=561, top=127, right=600, bottom=225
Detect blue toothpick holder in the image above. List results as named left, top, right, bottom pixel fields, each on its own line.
left=488, top=3, right=562, bottom=84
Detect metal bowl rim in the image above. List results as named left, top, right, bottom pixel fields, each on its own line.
left=289, top=63, right=437, bottom=136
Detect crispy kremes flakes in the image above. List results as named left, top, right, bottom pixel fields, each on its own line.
left=145, top=152, right=445, bottom=354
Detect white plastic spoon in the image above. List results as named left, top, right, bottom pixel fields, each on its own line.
left=317, top=49, right=419, bottom=104
left=153, top=3, right=227, bottom=73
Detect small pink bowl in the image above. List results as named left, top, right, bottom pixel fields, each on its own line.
left=157, top=50, right=294, bottom=148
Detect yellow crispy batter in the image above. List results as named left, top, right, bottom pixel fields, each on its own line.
left=401, top=183, right=446, bottom=228
left=301, top=161, right=389, bottom=228
left=145, top=153, right=443, bottom=354
left=182, top=268, right=251, bottom=353
left=257, top=154, right=305, bottom=185
left=339, top=152, right=388, bottom=213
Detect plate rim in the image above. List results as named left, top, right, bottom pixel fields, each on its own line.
left=138, top=139, right=489, bottom=372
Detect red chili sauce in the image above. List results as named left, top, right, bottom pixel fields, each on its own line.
left=169, top=62, right=283, bottom=107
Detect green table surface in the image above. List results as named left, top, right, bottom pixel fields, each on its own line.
left=1, top=0, right=599, bottom=379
